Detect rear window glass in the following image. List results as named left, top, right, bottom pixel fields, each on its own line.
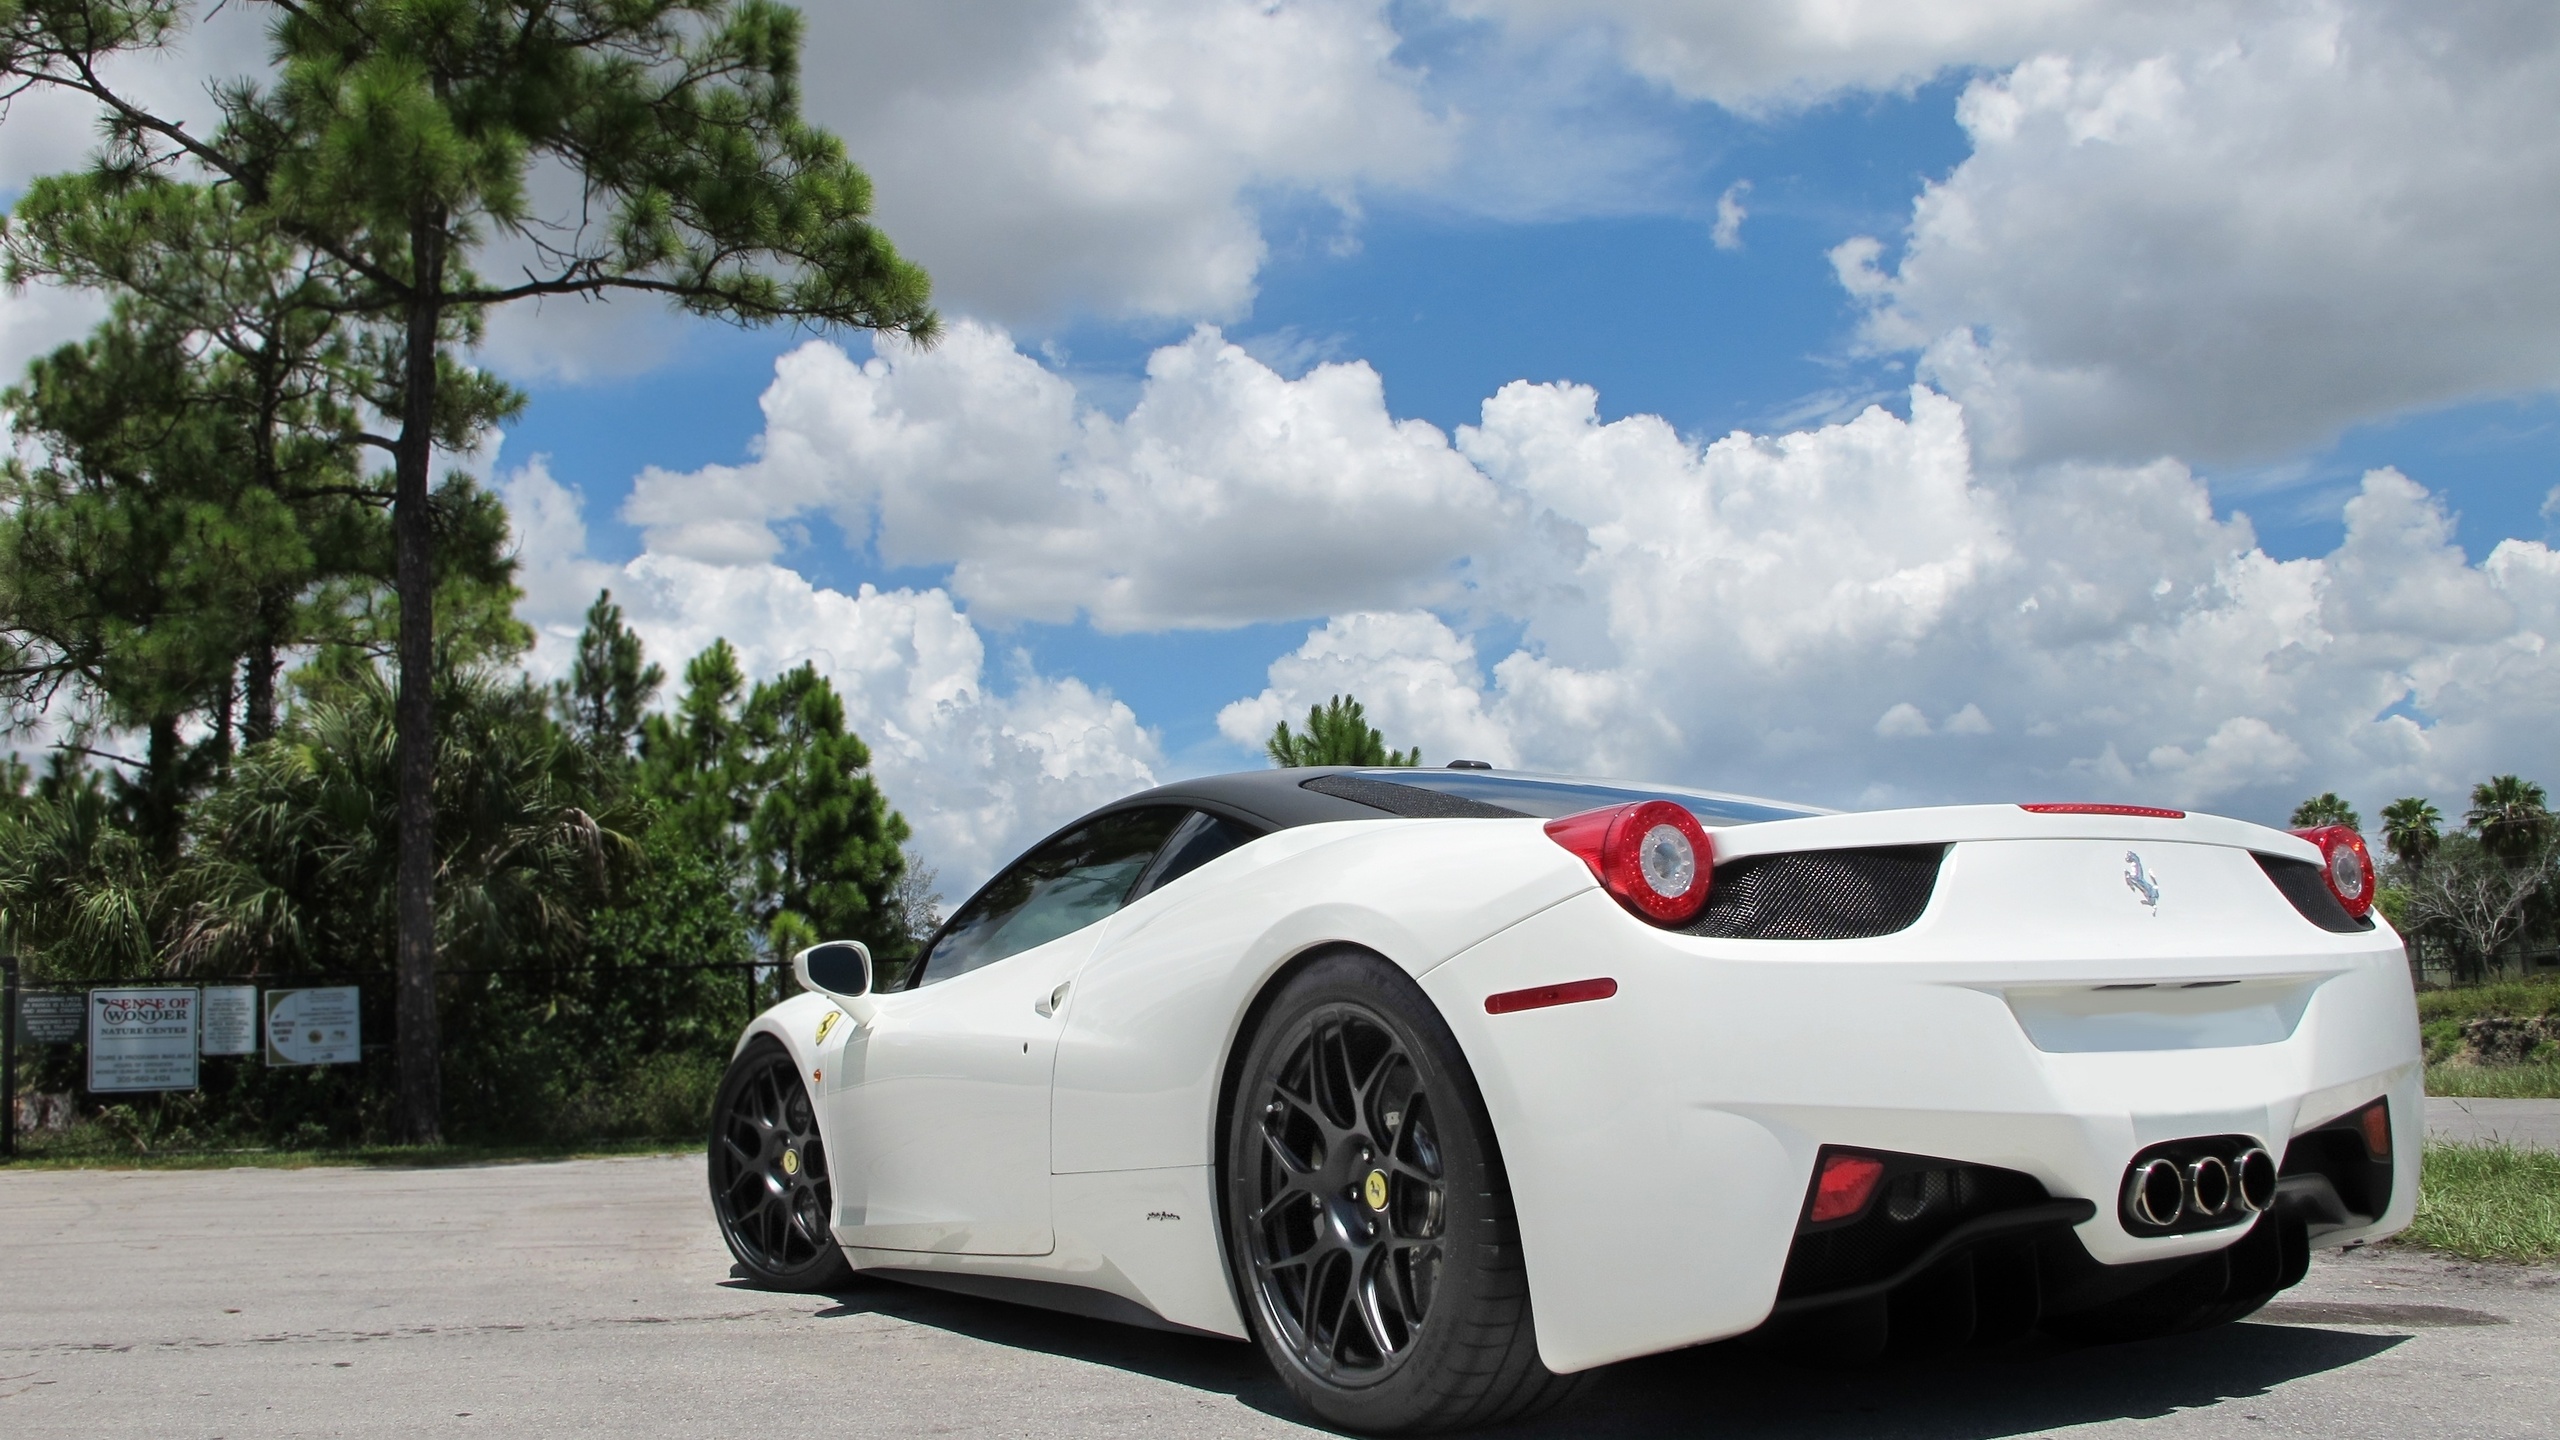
left=1330, top=769, right=1822, bottom=826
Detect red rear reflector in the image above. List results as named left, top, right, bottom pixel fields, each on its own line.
left=1809, top=1152, right=1887, bottom=1224
left=1484, top=978, right=1619, bottom=1015
left=2020, top=802, right=2187, bottom=819
left=2358, top=1099, right=2391, bottom=1159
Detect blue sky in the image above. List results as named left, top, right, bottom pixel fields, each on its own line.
left=9, top=1, right=2560, bottom=884
left=502, top=80, right=1987, bottom=762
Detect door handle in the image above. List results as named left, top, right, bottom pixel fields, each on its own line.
left=1035, top=981, right=1071, bottom=1018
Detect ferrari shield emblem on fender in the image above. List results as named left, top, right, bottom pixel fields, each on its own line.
left=1364, top=1169, right=1389, bottom=1211
left=816, top=1010, right=841, bottom=1044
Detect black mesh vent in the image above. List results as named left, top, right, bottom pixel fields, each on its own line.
left=1682, top=845, right=1947, bottom=940
left=2255, top=854, right=2373, bottom=933
left=1297, top=774, right=1527, bottom=819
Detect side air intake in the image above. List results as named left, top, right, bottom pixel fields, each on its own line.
left=1681, top=845, right=1948, bottom=941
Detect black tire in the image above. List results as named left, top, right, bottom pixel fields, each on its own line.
left=1223, top=950, right=1585, bottom=1435
left=708, top=1036, right=854, bottom=1292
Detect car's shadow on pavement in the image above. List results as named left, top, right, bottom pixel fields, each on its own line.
left=793, top=1275, right=1298, bottom=1412
left=774, top=1273, right=2405, bottom=1437
left=1484, top=1324, right=2405, bottom=1439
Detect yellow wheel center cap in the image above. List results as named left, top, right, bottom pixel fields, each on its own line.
left=781, top=1148, right=801, bottom=1176
left=1363, top=1169, right=1389, bottom=1211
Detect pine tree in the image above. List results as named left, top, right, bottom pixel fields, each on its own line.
left=5, top=0, right=933, bottom=1138
left=742, top=663, right=909, bottom=965
left=1266, top=694, right=1421, bottom=767
left=3, top=179, right=402, bottom=751
left=638, top=642, right=913, bottom=970
left=557, top=590, right=663, bottom=767
left=640, top=638, right=754, bottom=862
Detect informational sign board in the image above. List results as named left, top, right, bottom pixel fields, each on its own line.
left=264, top=986, right=360, bottom=1066
left=200, top=985, right=258, bottom=1056
left=17, top=991, right=84, bottom=1046
left=88, top=988, right=199, bottom=1093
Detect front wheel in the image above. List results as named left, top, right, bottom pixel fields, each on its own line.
left=1223, top=950, right=1584, bottom=1434
left=708, top=1036, right=853, bottom=1291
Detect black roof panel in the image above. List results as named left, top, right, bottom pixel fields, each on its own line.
left=1085, top=765, right=1820, bottom=834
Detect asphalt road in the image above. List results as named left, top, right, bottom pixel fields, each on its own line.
left=2424, top=1096, right=2560, bottom=1149
left=3, top=1155, right=2557, bottom=1439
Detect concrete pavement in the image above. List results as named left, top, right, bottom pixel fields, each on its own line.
left=3, top=1154, right=2557, bottom=1438
left=2424, top=1096, right=2560, bottom=1149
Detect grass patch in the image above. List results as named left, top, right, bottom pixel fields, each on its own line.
left=2416, top=976, right=2560, bottom=1025
left=0, top=1133, right=692, bottom=1170
left=2427, top=1061, right=2560, bottom=1098
left=2405, top=1140, right=2560, bottom=1262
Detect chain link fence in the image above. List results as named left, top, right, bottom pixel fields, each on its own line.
left=3, top=955, right=778, bottom=1155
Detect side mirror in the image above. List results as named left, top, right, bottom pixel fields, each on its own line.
left=793, top=940, right=878, bottom=1027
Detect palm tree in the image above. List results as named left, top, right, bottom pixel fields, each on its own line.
left=2290, top=793, right=2360, bottom=830
left=2467, top=775, right=2552, bottom=866
left=175, top=668, right=629, bottom=978
left=0, top=758, right=160, bottom=980
left=2380, top=797, right=2443, bottom=872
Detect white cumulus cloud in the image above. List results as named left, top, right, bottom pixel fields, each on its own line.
left=1217, top=385, right=2560, bottom=825
left=1833, top=2, right=2560, bottom=463
left=1454, top=0, right=2213, bottom=113
left=623, top=321, right=1506, bottom=631
left=613, top=318, right=2560, bottom=828
left=505, top=461, right=1161, bottom=889
left=798, top=0, right=1452, bottom=325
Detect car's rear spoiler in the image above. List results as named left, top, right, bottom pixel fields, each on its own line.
left=1696, top=803, right=2318, bottom=866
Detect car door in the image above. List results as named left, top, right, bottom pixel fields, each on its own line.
left=827, top=806, right=1190, bottom=1256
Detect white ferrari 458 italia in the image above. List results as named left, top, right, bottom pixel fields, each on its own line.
left=707, top=764, right=2419, bottom=1434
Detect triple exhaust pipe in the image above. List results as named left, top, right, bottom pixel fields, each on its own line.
left=2123, top=1146, right=2279, bottom=1230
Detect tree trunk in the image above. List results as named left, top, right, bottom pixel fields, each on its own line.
left=243, top=636, right=278, bottom=746
left=212, top=665, right=235, bottom=777
left=143, top=714, right=183, bottom=867
left=392, top=224, right=446, bottom=1145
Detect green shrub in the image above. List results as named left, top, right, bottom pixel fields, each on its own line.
left=2421, top=1016, right=2464, bottom=1064
left=2415, top=976, right=2560, bottom=1024
left=609, top=1051, right=725, bottom=1141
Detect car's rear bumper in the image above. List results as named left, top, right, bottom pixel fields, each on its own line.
left=1419, top=885, right=2421, bottom=1373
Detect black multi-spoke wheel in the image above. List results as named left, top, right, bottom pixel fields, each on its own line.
left=708, top=1038, right=852, bottom=1291
left=1249, top=1004, right=1446, bottom=1383
left=1225, top=950, right=1583, bottom=1434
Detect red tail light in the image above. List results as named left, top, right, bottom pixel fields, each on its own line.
left=1808, top=1151, right=1887, bottom=1224
left=1544, top=800, right=1714, bottom=926
left=2291, top=825, right=2375, bottom=919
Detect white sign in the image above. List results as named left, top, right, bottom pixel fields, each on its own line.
left=265, top=986, right=360, bottom=1066
left=201, top=985, right=258, bottom=1056
left=88, top=988, right=199, bottom=1093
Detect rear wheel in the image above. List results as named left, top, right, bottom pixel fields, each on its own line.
left=1224, top=951, right=1583, bottom=1434
left=708, top=1036, right=853, bottom=1291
